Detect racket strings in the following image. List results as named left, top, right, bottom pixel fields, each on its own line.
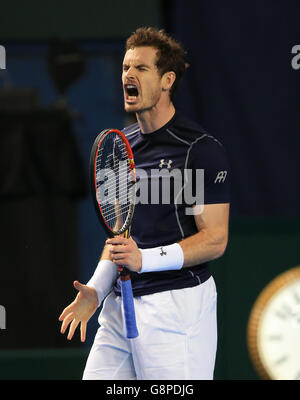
left=95, top=133, right=135, bottom=232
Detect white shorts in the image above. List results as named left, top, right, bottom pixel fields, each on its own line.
left=82, top=276, right=217, bottom=380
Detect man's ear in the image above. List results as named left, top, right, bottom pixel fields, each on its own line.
left=162, top=71, right=176, bottom=92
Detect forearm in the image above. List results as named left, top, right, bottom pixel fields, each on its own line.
left=138, top=229, right=227, bottom=273
left=100, top=244, right=114, bottom=261
left=179, top=228, right=228, bottom=268
left=86, top=245, right=118, bottom=306
left=107, top=228, right=228, bottom=273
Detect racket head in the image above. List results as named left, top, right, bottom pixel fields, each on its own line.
left=90, top=128, right=136, bottom=238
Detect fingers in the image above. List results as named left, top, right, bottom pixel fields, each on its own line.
left=107, top=241, right=129, bottom=264
left=60, top=312, right=80, bottom=341
left=60, top=312, right=74, bottom=335
left=73, top=280, right=86, bottom=292
left=106, top=237, right=129, bottom=245
left=58, top=304, right=73, bottom=322
left=58, top=280, right=94, bottom=342
left=107, top=238, right=136, bottom=254
left=108, top=244, right=142, bottom=272
left=59, top=282, right=83, bottom=322
left=80, top=322, right=87, bottom=343
left=108, top=246, right=129, bottom=263
left=67, top=319, right=80, bottom=341
left=112, top=255, right=127, bottom=265
left=108, top=244, right=128, bottom=254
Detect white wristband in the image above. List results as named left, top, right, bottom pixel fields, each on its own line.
left=139, top=243, right=184, bottom=273
left=86, top=259, right=118, bottom=307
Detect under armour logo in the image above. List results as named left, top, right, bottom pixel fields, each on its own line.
left=214, top=170, right=227, bottom=183
left=160, top=247, right=167, bottom=256
left=159, top=159, right=173, bottom=169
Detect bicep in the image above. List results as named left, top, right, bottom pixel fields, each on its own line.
left=179, top=203, right=230, bottom=267
left=194, top=203, right=230, bottom=243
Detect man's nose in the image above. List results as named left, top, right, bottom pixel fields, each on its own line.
left=124, top=66, right=136, bottom=79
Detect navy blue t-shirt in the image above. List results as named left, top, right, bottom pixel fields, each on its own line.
left=114, top=111, right=230, bottom=297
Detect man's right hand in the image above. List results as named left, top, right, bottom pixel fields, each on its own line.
left=59, top=281, right=98, bottom=342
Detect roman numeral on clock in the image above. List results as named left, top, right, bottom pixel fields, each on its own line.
left=275, top=304, right=292, bottom=320
left=268, top=335, right=281, bottom=341
left=274, top=355, right=288, bottom=365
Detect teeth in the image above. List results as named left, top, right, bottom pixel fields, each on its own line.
left=125, top=83, right=139, bottom=101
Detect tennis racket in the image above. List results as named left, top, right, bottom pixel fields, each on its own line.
left=90, top=128, right=138, bottom=339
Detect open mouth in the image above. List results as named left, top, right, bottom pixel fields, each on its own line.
left=124, top=84, right=139, bottom=103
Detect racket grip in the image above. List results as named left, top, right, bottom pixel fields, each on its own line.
left=120, top=278, right=139, bottom=339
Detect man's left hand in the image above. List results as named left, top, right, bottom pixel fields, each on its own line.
left=106, top=236, right=142, bottom=272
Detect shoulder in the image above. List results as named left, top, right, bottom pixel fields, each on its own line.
left=189, top=134, right=229, bottom=173
left=170, top=113, right=229, bottom=169
left=169, top=112, right=226, bottom=151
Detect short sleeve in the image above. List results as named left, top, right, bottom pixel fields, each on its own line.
left=186, top=135, right=230, bottom=205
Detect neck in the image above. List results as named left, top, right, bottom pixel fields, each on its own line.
left=136, top=101, right=175, bottom=134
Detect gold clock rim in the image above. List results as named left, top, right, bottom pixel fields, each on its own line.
left=247, top=265, right=300, bottom=380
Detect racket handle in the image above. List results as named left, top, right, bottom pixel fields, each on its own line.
left=120, top=277, right=139, bottom=339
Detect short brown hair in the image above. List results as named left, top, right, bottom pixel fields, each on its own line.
left=125, top=27, right=189, bottom=100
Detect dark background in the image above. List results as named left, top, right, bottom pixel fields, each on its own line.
left=0, top=0, right=299, bottom=380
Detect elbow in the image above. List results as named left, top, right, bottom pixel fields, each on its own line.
left=213, top=233, right=228, bottom=260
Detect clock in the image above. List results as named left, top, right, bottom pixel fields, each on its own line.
left=247, top=266, right=300, bottom=380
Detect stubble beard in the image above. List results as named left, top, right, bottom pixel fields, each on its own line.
left=124, top=88, right=162, bottom=116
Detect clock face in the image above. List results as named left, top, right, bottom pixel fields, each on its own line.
left=247, top=267, right=300, bottom=380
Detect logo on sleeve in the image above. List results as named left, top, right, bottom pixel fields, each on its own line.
left=214, top=170, right=227, bottom=183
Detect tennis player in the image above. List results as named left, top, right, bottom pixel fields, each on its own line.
left=59, top=27, right=230, bottom=380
